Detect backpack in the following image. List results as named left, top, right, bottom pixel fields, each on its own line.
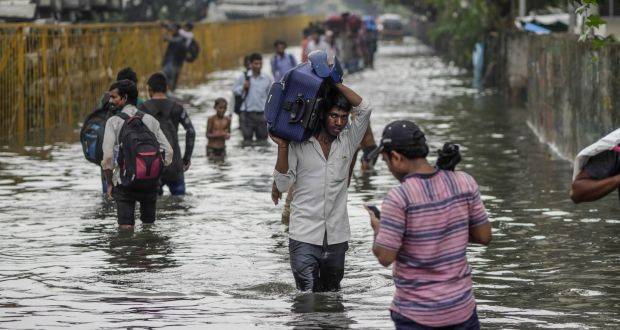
left=80, top=99, right=111, bottom=165
left=116, top=111, right=163, bottom=189
left=185, top=39, right=200, bottom=63
left=233, top=71, right=250, bottom=115
left=271, top=53, right=296, bottom=81
left=139, top=100, right=184, bottom=182
left=233, top=94, right=244, bottom=115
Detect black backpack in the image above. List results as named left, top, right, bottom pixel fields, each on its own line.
left=117, top=111, right=163, bottom=189
left=185, top=39, right=200, bottom=63
left=80, top=98, right=112, bottom=165
left=233, top=70, right=250, bottom=115
left=139, top=100, right=184, bottom=182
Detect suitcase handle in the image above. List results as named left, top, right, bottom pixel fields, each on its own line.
left=286, top=95, right=307, bottom=124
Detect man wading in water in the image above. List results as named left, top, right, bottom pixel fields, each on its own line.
left=271, top=83, right=371, bottom=292
left=102, top=80, right=173, bottom=229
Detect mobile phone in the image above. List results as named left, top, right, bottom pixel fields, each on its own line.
left=367, top=205, right=380, bottom=219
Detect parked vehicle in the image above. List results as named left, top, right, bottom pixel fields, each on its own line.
left=216, top=0, right=301, bottom=19
left=378, top=13, right=404, bottom=42
left=0, top=0, right=122, bottom=22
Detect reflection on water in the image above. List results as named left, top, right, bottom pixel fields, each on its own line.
left=288, top=293, right=354, bottom=329
left=0, top=39, right=618, bottom=329
left=77, top=225, right=178, bottom=278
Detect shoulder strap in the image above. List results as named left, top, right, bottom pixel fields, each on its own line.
left=117, top=110, right=144, bottom=121
left=117, top=112, right=130, bottom=121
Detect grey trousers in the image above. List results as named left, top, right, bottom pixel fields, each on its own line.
left=289, top=237, right=348, bottom=292
left=240, top=111, right=268, bottom=141
left=162, top=62, right=181, bottom=91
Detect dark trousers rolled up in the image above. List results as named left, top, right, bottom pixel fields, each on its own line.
left=289, top=236, right=348, bottom=292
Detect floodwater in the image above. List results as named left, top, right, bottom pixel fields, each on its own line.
left=1, top=38, right=619, bottom=329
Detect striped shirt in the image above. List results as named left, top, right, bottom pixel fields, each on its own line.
left=375, top=169, right=489, bottom=327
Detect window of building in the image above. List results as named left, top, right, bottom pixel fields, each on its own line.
left=599, top=0, right=620, bottom=16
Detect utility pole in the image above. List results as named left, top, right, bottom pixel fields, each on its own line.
left=519, top=0, right=526, bottom=17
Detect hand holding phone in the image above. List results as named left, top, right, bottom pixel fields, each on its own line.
left=365, top=204, right=381, bottom=234
left=366, top=204, right=380, bottom=219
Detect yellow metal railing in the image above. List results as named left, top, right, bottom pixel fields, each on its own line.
left=0, top=16, right=316, bottom=144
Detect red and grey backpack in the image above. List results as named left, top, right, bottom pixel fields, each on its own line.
left=117, top=111, right=163, bottom=189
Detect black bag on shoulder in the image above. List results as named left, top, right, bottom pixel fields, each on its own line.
left=185, top=39, right=200, bottom=63
left=233, top=70, right=250, bottom=115
left=116, top=111, right=163, bottom=190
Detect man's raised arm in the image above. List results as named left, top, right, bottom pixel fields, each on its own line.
left=271, top=135, right=297, bottom=196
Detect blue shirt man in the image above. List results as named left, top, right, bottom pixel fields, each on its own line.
left=232, top=52, right=273, bottom=142
left=271, top=40, right=297, bottom=81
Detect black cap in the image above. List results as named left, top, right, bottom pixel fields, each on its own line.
left=368, top=120, right=426, bottom=160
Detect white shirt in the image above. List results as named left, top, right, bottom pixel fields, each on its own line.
left=232, top=72, right=273, bottom=112
left=274, top=100, right=372, bottom=245
left=307, top=38, right=331, bottom=55
left=179, top=29, right=194, bottom=47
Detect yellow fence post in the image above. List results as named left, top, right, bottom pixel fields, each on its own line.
left=16, top=27, right=26, bottom=144
left=42, top=28, right=50, bottom=135
left=63, top=27, right=73, bottom=128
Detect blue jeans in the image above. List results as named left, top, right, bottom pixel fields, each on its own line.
left=158, top=175, right=186, bottom=196
left=391, top=309, right=480, bottom=330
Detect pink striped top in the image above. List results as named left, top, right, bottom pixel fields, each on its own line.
left=375, top=169, right=488, bottom=327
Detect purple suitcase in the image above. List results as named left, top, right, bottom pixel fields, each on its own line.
left=264, top=62, right=328, bottom=142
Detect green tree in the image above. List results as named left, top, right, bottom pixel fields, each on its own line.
left=573, top=0, right=610, bottom=49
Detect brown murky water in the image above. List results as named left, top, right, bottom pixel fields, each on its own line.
left=1, top=39, right=618, bottom=329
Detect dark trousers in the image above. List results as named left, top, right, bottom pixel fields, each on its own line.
left=159, top=173, right=186, bottom=196
left=207, top=146, right=226, bottom=158
left=101, top=168, right=108, bottom=194
left=240, top=111, right=268, bottom=141
left=289, top=238, right=348, bottom=292
left=391, top=309, right=480, bottom=330
left=113, top=186, right=157, bottom=226
left=162, top=62, right=182, bottom=91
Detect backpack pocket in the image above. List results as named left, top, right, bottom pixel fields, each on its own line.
left=83, top=128, right=100, bottom=162
left=136, top=151, right=162, bottom=180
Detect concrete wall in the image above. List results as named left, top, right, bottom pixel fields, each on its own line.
left=504, top=33, right=620, bottom=159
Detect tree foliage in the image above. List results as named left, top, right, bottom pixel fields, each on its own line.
left=573, top=0, right=611, bottom=49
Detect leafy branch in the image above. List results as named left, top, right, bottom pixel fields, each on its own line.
left=573, top=0, right=610, bottom=49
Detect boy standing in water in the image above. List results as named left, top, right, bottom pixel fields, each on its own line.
left=207, top=98, right=231, bottom=157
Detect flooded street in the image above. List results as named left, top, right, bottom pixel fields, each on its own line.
left=1, top=38, right=619, bottom=329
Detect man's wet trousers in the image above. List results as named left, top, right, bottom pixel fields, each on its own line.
left=289, top=236, right=348, bottom=292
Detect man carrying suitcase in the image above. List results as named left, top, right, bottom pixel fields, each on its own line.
left=270, top=82, right=371, bottom=292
